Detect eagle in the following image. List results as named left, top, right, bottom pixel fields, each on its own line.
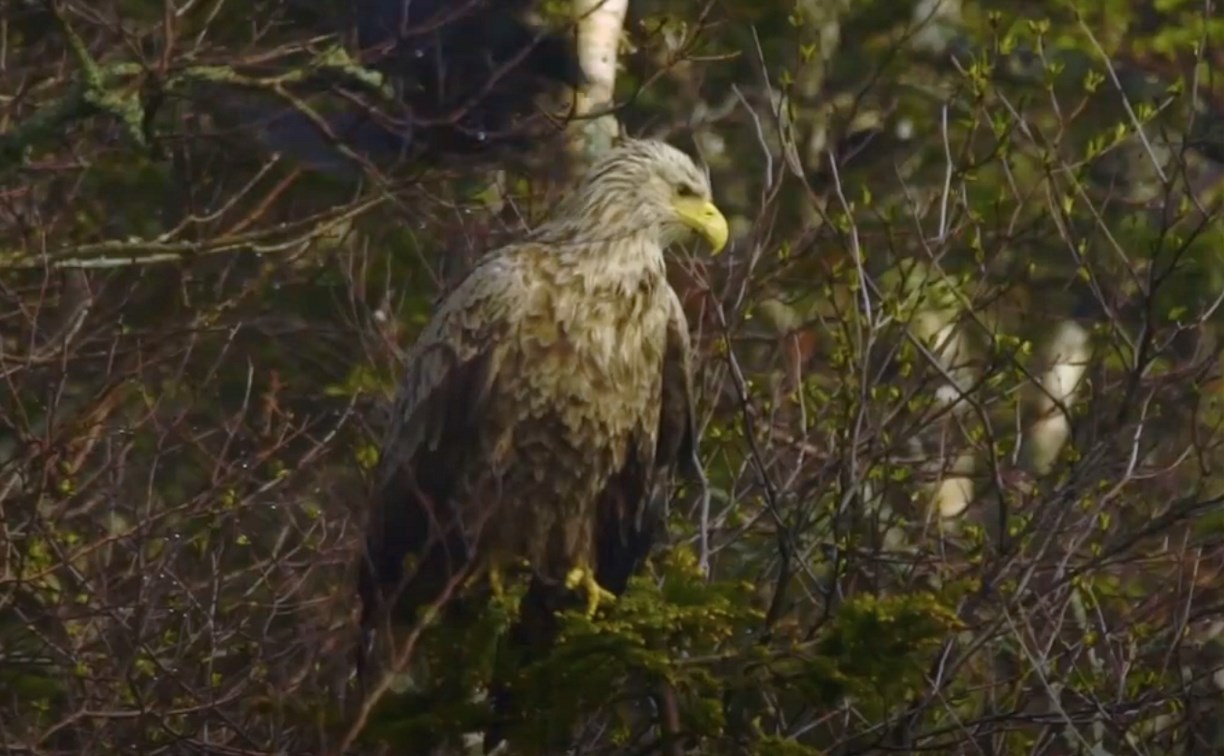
left=357, top=139, right=728, bottom=711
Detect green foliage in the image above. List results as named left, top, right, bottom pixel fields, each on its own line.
left=357, top=548, right=961, bottom=753
left=362, top=594, right=524, bottom=749
left=9, top=0, right=1224, bottom=752
left=813, top=593, right=962, bottom=700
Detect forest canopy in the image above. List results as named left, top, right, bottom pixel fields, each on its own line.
left=3, top=0, right=1224, bottom=754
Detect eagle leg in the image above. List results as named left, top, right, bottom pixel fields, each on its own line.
left=564, top=567, right=617, bottom=618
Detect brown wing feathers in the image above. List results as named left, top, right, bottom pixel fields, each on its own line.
left=358, top=344, right=500, bottom=633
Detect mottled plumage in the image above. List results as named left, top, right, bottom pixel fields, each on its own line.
left=358, top=140, right=727, bottom=695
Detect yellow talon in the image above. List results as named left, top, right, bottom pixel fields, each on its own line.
left=489, top=565, right=505, bottom=600
left=565, top=567, right=616, bottom=618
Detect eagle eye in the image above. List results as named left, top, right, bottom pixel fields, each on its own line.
left=676, top=183, right=699, bottom=198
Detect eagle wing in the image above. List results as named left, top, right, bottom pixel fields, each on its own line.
left=359, top=251, right=527, bottom=627
left=656, top=285, right=701, bottom=478
left=595, top=285, right=699, bottom=594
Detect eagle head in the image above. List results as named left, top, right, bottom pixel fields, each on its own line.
left=563, top=139, right=730, bottom=254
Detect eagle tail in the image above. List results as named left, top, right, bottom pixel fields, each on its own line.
left=482, top=577, right=571, bottom=753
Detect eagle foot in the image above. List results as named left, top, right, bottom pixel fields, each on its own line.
left=487, top=560, right=532, bottom=610
left=488, top=566, right=506, bottom=601
left=564, top=567, right=616, bottom=618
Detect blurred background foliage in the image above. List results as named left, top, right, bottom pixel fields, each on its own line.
left=5, top=0, right=1224, bottom=753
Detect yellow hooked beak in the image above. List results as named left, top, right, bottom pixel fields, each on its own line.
left=673, top=196, right=729, bottom=254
